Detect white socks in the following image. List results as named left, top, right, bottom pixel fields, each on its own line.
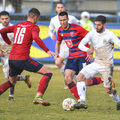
left=60, top=65, right=65, bottom=77
left=109, top=92, right=120, bottom=103
left=17, top=75, right=26, bottom=81
left=77, top=81, right=86, bottom=102
left=73, top=75, right=77, bottom=82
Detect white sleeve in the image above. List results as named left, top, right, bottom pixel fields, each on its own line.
left=48, top=18, right=55, bottom=39
left=78, top=32, right=92, bottom=52
left=69, top=15, right=79, bottom=24
left=111, top=32, right=120, bottom=49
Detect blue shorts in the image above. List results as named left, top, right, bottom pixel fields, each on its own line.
left=65, top=57, right=86, bottom=75
left=9, top=57, right=43, bottom=77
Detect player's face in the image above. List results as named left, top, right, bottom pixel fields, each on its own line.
left=59, top=15, right=69, bottom=30
left=95, top=21, right=106, bottom=33
left=56, top=4, right=65, bottom=14
left=0, top=15, right=10, bottom=27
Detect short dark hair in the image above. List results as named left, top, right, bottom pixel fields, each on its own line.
left=59, top=11, right=68, bottom=18
left=56, top=2, right=65, bottom=7
left=0, top=11, right=10, bottom=17
left=95, top=15, right=106, bottom=24
left=28, top=8, right=40, bottom=18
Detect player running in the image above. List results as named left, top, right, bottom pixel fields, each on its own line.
left=0, top=8, right=56, bottom=106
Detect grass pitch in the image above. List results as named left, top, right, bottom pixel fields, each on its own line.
left=0, top=65, right=120, bottom=120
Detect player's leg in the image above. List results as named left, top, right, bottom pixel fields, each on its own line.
left=33, top=65, right=52, bottom=106
left=65, top=69, right=80, bottom=100
left=85, top=77, right=102, bottom=86
left=0, top=75, right=17, bottom=96
left=75, top=62, right=98, bottom=109
left=75, top=72, right=88, bottom=109
left=22, top=57, right=52, bottom=106
left=1, top=57, right=15, bottom=101
left=100, top=68, right=120, bottom=111
left=85, top=77, right=115, bottom=88
left=17, top=75, right=31, bottom=88
left=55, top=45, right=69, bottom=89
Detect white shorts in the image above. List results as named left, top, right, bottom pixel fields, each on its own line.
left=80, top=62, right=113, bottom=88
left=1, top=57, right=9, bottom=79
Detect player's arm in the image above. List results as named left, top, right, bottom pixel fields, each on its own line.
left=55, top=29, right=62, bottom=58
left=111, top=32, right=120, bottom=49
left=0, top=26, right=14, bottom=45
left=78, top=31, right=93, bottom=54
left=48, top=18, right=56, bottom=40
left=32, top=26, right=56, bottom=57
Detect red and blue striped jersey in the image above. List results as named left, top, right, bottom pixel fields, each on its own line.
left=57, top=24, right=89, bottom=59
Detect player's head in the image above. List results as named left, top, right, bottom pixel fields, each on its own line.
left=59, top=11, right=69, bottom=30
left=95, top=15, right=106, bottom=33
left=81, top=11, right=90, bottom=23
left=28, top=8, right=40, bottom=24
left=0, top=11, right=10, bottom=27
left=56, top=2, right=65, bottom=14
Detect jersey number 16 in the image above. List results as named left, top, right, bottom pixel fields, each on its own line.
left=14, top=27, right=26, bottom=44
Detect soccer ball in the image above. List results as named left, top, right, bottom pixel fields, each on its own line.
left=62, top=98, right=76, bottom=111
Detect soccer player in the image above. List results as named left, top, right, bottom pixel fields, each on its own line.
left=55, top=11, right=102, bottom=109
left=75, top=15, right=120, bottom=110
left=0, top=11, right=31, bottom=101
left=0, top=8, right=56, bottom=106
left=48, top=2, right=79, bottom=89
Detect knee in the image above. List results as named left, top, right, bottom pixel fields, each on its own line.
left=65, top=76, right=72, bottom=84
left=55, top=59, right=62, bottom=68
left=76, top=73, right=85, bottom=82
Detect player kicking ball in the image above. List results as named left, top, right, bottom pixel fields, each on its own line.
left=75, top=15, right=120, bottom=110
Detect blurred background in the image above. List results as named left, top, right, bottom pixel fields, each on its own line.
left=0, top=0, right=120, bottom=64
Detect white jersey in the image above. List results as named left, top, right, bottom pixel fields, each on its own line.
left=79, top=29, right=120, bottom=66
left=0, top=23, right=14, bottom=57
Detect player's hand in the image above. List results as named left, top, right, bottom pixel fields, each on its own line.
left=87, top=49, right=93, bottom=55
left=47, top=51, right=57, bottom=58
left=54, top=53, right=59, bottom=60
left=86, top=54, right=93, bottom=62
left=52, top=33, right=56, bottom=40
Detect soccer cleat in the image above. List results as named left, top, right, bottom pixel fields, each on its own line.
left=74, top=101, right=88, bottom=109
left=7, top=96, right=14, bottom=101
left=25, top=75, right=31, bottom=88
left=112, top=81, right=115, bottom=88
left=33, top=96, right=51, bottom=106
left=116, top=102, right=120, bottom=111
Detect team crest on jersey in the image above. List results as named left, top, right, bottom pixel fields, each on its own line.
left=70, top=32, right=74, bottom=37
left=103, top=40, right=107, bottom=44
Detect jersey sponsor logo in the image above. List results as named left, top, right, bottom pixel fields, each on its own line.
left=65, top=39, right=73, bottom=48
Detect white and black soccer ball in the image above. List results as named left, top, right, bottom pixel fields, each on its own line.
left=62, top=98, right=76, bottom=111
